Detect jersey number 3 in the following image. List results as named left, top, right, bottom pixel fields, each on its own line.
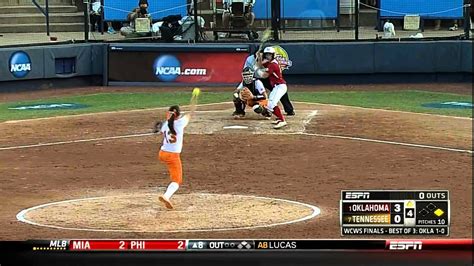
left=164, top=131, right=177, bottom=144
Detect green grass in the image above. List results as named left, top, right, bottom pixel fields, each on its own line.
left=0, top=92, right=229, bottom=122
left=291, top=90, right=472, bottom=118
left=0, top=90, right=471, bottom=122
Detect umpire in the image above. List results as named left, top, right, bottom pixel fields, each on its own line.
left=243, top=51, right=295, bottom=116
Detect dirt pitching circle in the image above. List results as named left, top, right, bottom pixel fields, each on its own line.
left=16, top=193, right=321, bottom=233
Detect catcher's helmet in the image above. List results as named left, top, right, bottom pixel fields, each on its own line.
left=242, top=66, right=254, bottom=85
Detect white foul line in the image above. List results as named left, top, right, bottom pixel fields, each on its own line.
left=293, top=101, right=472, bottom=120
left=0, top=129, right=471, bottom=154
left=298, top=132, right=473, bottom=154
left=16, top=193, right=320, bottom=233
left=0, top=132, right=154, bottom=151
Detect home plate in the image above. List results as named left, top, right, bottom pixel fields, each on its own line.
left=223, top=125, right=249, bottom=130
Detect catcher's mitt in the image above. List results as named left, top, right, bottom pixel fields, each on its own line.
left=240, top=87, right=254, bottom=101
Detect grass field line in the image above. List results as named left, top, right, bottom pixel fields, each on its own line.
left=1, top=102, right=233, bottom=124
left=293, top=101, right=472, bottom=120
left=2, top=99, right=472, bottom=124
left=1, top=129, right=471, bottom=154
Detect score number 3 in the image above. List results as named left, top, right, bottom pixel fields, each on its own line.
left=392, top=203, right=402, bottom=224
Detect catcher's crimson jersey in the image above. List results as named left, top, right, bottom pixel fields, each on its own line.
left=263, top=59, right=286, bottom=88
left=160, top=115, right=190, bottom=153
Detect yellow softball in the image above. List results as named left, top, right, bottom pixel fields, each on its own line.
left=192, top=87, right=201, bottom=97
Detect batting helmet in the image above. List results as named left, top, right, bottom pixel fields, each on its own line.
left=263, top=46, right=276, bottom=61
left=263, top=46, right=276, bottom=54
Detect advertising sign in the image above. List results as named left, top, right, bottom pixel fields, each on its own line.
left=108, top=51, right=248, bottom=84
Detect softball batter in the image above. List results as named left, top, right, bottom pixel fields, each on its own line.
left=153, top=89, right=199, bottom=209
left=256, top=46, right=288, bottom=129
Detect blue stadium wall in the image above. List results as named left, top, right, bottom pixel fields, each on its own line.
left=0, top=41, right=472, bottom=86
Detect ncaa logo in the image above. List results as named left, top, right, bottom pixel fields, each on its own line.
left=9, top=51, right=32, bottom=78
left=153, top=55, right=181, bottom=82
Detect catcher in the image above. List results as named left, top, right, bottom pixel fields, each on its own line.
left=232, top=67, right=271, bottom=119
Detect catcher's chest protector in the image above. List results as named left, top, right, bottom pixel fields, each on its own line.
left=245, top=81, right=260, bottom=96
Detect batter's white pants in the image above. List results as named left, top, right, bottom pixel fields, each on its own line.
left=267, top=84, right=288, bottom=110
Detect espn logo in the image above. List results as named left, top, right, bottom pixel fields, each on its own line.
left=344, top=192, right=370, bottom=199
left=388, top=241, right=423, bottom=250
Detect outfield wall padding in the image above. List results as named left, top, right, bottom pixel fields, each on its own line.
left=0, top=47, right=45, bottom=81
left=461, top=41, right=473, bottom=73
left=0, top=41, right=471, bottom=84
left=0, top=44, right=104, bottom=82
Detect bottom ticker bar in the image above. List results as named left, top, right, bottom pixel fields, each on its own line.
left=1, top=239, right=471, bottom=252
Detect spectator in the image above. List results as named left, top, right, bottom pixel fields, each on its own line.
left=383, top=20, right=396, bottom=37
left=434, top=20, right=441, bottom=31
left=120, top=0, right=152, bottom=38
left=435, top=19, right=462, bottom=31
left=449, top=20, right=460, bottom=31
left=107, top=22, right=117, bottom=34
left=89, top=0, right=101, bottom=32
left=89, top=1, right=117, bottom=34
left=222, top=0, right=255, bottom=29
left=159, top=15, right=183, bottom=42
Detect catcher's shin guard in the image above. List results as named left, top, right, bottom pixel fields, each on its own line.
left=252, top=105, right=263, bottom=114
left=233, top=95, right=246, bottom=115
left=252, top=105, right=270, bottom=117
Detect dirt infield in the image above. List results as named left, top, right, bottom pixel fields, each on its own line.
left=0, top=98, right=472, bottom=240
left=17, top=193, right=319, bottom=233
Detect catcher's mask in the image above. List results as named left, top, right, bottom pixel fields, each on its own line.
left=242, top=67, right=254, bottom=85
left=166, top=105, right=181, bottom=120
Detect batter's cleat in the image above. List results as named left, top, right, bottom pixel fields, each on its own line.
left=273, top=121, right=288, bottom=129
left=271, top=119, right=281, bottom=125
left=159, top=195, right=174, bottom=209
left=286, top=111, right=296, bottom=116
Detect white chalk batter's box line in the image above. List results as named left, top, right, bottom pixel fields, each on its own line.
left=16, top=193, right=321, bottom=233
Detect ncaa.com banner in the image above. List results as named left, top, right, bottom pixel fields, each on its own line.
left=108, top=51, right=248, bottom=84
